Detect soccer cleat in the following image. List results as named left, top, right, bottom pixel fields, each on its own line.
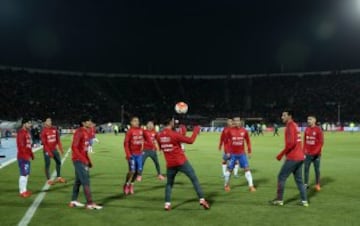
left=300, top=201, right=309, bottom=207
left=68, top=201, right=85, bottom=208
left=224, top=185, right=231, bottom=192
left=314, top=184, right=321, bottom=192
left=56, top=177, right=66, bottom=183
left=20, top=191, right=32, bottom=198
left=47, top=180, right=55, bottom=185
left=157, top=174, right=165, bottom=181
left=200, top=199, right=210, bottom=210
left=86, top=203, right=103, bottom=210
left=164, top=203, right=171, bottom=211
left=270, top=199, right=284, bottom=206
left=129, top=184, right=134, bottom=194
left=249, top=186, right=256, bottom=192
left=123, top=184, right=130, bottom=195
left=136, top=175, right=142, bottom=182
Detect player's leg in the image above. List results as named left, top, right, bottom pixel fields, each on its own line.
left=70, top=162, right=84, bottom=207
left=135, top=154, right=143, bottom=182
left=272, top=160, right=293, bottom=205
left=224, top=155, right=236, bottom=191
left=124, top=156, right=136, bottom=195
left=303, top=154, right=312, bottom=189
left=18, top=160, right=31, bottom=197
left=149, top=151, right=164, bottom=179
left=43, top=151, right=52, bottom=184
left=221, top=153, right=228, bottom=177
left=180, top=161, right=210, bottom=209
left=165, top=167, right=177, bottom=210
left=239, top=154, right=255, bottom=191
left=53, top=150, right=66, bottom=183
left=75, top=161, right=96, bottom=206
left=313, top=155, right=321, bottom=191
left=233, top=162, right=240, bottom=177
left=142, top=151, right=150, bottom=169
left=293, top=161, right=308, bottom=206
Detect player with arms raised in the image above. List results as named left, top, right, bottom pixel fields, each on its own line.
left=223, top=117, right=255, bottom=192
left=303, top=115, right=324, bottom=191
left=156, top=118, right=210, bottom=211
left=40, top=117, right=66, bottom=185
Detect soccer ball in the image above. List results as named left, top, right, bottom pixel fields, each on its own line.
left=175, top=102, right=188, bottom=114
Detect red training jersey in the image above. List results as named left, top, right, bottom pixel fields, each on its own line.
left=156, top=127, right=200, bottom=168
left=71, top=127, right=91, bottom=165
left=124, top=127, right=147, bottom=157
left=143, top=129, right=157, bottom=151
left=16, top=128, right=33, bottom=160
left=88, top=127, right=96, bottom=139
left=41, top=126, right=63, bottom=153
left=219, top=126, right=232, bottom=153
left=303, top=126, right=324, bottom=156
left=176, top=124, right=187, bottom=136
left=225, top=127, right=251, bottom=154
left=279, top=120, right=304, bottom=161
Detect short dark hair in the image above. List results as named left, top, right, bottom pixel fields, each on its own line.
left=79, top=115, right=92, bottom=126
left=162, top=117, right=174, bottom=126
left=21, top=118, right=31, bottom=125
left=283, top=109, right=294, bottom=117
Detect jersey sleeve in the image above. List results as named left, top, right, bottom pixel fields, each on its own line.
left=40, top=129, right=47, bottom=147
left=72, top=131, right=89, bottom=164
left=280, top=124, right=297, bottom=155
left=174, top=126, right=200, bottom=144
left=56, top=129, right=64, bottom=153
left=244, top=130, right=252, bottom=153
left=219, top=129, right=226, bottom=149
left=123, top=130, right=132, bottom=158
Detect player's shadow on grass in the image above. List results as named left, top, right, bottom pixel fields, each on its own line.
left=284, top=176, right=335, bottom=204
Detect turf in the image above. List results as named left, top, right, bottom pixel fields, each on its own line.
left=0, top=131, right=359, bottom=226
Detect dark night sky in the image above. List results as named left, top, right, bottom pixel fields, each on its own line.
left=1, top=0, right=360, bottom=74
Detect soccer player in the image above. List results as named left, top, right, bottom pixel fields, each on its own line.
left=223, top=117, right=256, bottom=192
left=69, top=117, right=102, bottom=210
left=123, top=116, right=148, bottom=194
left=40, top=117, right=66, bottom=185
left=16, top=119, right=34, bottom=198
left=219, top=118, right=239, bottom=177
left=271, top=110, right=308, bottom=207
left=156, top=118, right=209, bottom=211
left=142, top=121, right=165, bottom=180
left=273, top=123, right=279, bottom=136
left=87, top=122, right=99, bottom=153
left=303, top=115, right=324, bottom=191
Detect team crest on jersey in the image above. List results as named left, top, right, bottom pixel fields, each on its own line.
left=240, top=132, right=244, bottom=136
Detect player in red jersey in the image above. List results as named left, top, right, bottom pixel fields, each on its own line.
left=303, top=115, right=324, bottom=191
left=271, top=110, right=308, bottom=207
left=40, top=117, right=66, bottom=185
left=155, top=118, right=209, bottom=211
left=16, top=119, right=34, bottom=198
left=69, top=117, right=102, bottom=210
left=87, top=122, right=99, bottom=153
left=218, top=118, right=239, bottom=177
left=123, top=116, right=149, bottom=194
left=142, top=121, right=165, bottom=180
left=223, top=117, right=256, bottom=192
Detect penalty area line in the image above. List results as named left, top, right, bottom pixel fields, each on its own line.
left=18, top=148, right=72, bottom=226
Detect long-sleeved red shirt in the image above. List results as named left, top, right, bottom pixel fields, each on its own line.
left=124, top=127, right=146, bottom=157
left=219, top=126, right=232, bottom=153
left=143, top=129, right=157, bottom=150
left=225, top=127, right=251, bottom=154
left=278, top=120, right=304, bottom=161
left=156, top=126, right=200, bottom=168
left=88, top=127, right=96, bottom=139
left=303, top=126, right=324, bottom=156
left=71, top=127, right=91, bottom=165
left=41, top=126, right=63, bottom=153
left=16, top=128, right=33, bottom=160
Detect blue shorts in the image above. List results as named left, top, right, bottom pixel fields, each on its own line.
left=18, top=159, right=31, bottom=176
left=228, top=154, right=249, bottom=170
left=128, top=154, right=143, bottom=172
left=222, top=153, right=231, bottom=162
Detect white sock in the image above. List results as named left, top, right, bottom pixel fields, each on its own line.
left=234, top=164, right=239, bottom=176
left=222, top=164, right=227, bottom=176
left=19, top=176, right=28, bottom=193
left=224, top=171, right=231, bottom=186
left=245, top=171, right=254, bottom=187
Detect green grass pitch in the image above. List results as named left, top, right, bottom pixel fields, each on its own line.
left=0, top=131, right=359, bottom=226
